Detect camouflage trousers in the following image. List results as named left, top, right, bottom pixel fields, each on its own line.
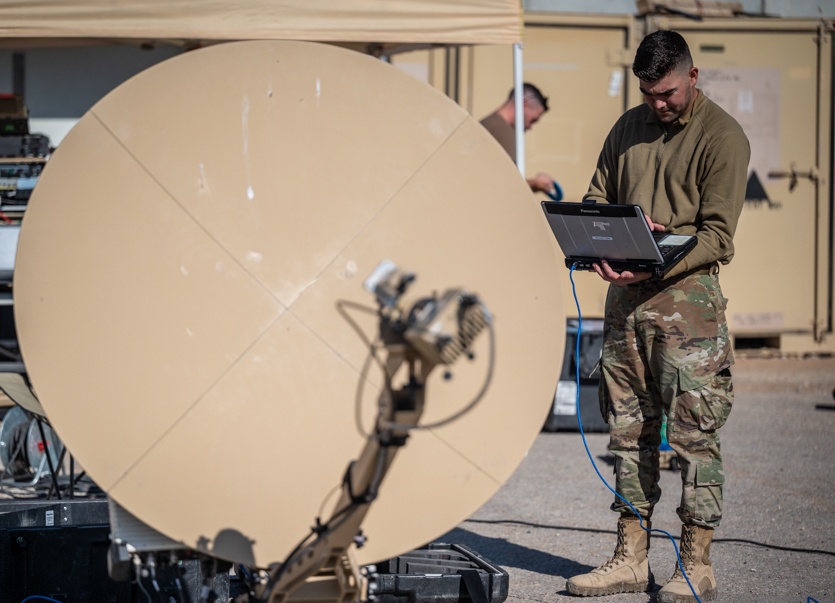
left=600, top=264, right=733, bottom=528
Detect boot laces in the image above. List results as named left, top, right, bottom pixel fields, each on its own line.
left=599, top=521, right=629, bottom=570
left=672, top=526, right=696, bottom=578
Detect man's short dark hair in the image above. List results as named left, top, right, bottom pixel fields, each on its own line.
left=508, top=82, right=549, bottom=112
left=632, top=30, right=693, bottom=82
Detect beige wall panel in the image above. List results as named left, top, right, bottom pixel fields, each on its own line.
left=391, top=47, right=447, bottom=92
left=391, top=49, right=433, bottom=84
left=14, top=40, right=565, bottom=568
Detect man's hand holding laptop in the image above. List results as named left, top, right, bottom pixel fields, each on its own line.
left=592, top=214, right=666, bottom=286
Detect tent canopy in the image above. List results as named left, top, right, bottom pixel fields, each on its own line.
left=0, top=0, right=522, bottom=48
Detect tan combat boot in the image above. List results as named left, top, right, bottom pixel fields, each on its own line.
left=657, top=524, right=718, bottom=602
left=566, top=515, right=654, bottom=596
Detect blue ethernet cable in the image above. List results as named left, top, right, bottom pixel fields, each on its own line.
left=568, top=264, right=702, bottom=603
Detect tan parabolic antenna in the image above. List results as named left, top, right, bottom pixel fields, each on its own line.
left=13, top=40, right=565, bottom=569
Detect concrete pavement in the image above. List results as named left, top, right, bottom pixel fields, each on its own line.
left=439, top=356, right=835, bottom=603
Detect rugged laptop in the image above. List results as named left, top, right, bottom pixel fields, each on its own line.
left=541, top=201, right=696, bottom=280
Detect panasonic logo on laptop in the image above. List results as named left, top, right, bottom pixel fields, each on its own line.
left=579, top=209, right=600, bottom=214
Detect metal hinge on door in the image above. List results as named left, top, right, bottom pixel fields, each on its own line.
left=767, top=163, right=820, bottom=192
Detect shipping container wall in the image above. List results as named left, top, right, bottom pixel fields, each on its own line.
left=645, top=17, right=834, bottom=354
left=395, top=14, right=835, bottom=355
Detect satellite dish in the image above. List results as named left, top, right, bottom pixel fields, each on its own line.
left=13, top=40, right=565, bottom=569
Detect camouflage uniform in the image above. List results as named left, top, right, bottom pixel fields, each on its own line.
left=600, top=263, right=733, bottom=528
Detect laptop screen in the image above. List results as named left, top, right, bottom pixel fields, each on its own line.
left=541, top=201, right=663, bottom=262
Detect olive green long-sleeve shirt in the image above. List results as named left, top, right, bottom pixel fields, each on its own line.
left=583, top=90, right=750, bottom=279
left=480, top=111, right=516, bottom=163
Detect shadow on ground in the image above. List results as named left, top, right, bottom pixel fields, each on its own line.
left=437, top=526, right=593, bottom=578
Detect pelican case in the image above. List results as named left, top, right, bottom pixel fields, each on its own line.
left=372, top=543, right=509, bottom=603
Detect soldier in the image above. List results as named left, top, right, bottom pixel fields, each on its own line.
left=479, top=82, right=557, bottom=195
left=565, top=30, right=750, bottom=602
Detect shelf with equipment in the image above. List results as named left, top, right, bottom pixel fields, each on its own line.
left=0, top=95, right=49, bottom=378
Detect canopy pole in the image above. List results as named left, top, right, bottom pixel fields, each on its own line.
left=513, top=42, right=524, bottom=176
